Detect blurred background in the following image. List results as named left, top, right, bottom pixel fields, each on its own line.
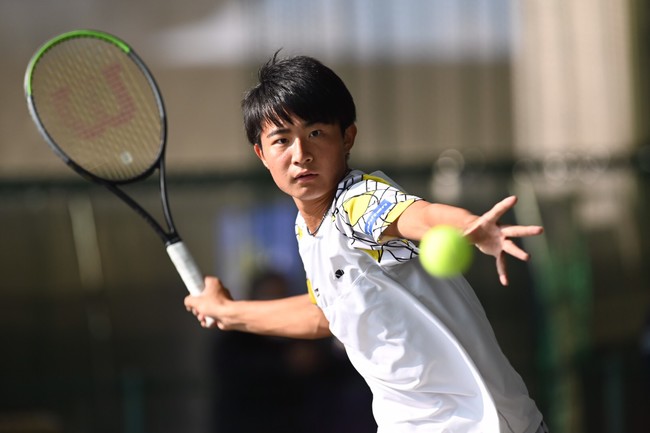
left=1, top=0, right=649, bottom=432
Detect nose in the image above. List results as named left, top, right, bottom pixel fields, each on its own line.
left=291, top=138, right=313, bottom=165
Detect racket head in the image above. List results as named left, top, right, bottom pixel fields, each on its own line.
left=25, top=30, right=166, bottom=184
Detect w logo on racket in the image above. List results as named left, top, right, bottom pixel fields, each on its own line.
left=52, top=63, right=136, bottom=140
left=25, top=30, right=213, bottom=325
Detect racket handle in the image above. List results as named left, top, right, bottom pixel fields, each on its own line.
left=166, top=241, right=214, bottom=327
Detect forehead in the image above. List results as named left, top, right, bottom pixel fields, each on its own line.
left=261, top=111, right=301, bottom=130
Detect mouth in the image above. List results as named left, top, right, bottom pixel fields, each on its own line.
left=295, top=172, right=317, bottom=182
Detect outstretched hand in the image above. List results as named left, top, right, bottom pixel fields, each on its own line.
left=463, top=196, right=543, bottom=286
left=184, top=276, right=233, bottom=328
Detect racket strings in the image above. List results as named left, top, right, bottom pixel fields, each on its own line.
left=30, top=37, right=163, bottom=182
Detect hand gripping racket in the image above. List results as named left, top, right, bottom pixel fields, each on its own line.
left=24, top=29, right=213, bottom=326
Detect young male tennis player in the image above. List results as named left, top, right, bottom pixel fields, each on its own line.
left=185, top=54, right=549, bottom=433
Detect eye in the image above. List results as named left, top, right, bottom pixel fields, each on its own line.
left=309, top=129, right=322, bottom=138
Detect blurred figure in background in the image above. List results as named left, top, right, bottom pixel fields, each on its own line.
left=211, top=270, right=376, bottom=433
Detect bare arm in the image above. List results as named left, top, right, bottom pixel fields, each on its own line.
left=184, top=276, right=331, bottom=339
left=384, top=196, right=543, bottom=286
left=383, top=200, right=477, bottom=241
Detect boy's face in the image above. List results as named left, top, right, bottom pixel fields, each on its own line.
left=254, top=114, right=356, bottom=208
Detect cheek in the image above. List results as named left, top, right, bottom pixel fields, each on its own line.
left=269, top=170, right=293, bottom=195
left=264, top=158, right=288, bottom=183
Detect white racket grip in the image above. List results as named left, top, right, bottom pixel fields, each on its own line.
left=166, top=241, right=214, bottom=327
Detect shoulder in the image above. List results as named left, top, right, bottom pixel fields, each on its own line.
left=336, top=170, right=421, bottom=212
left=335, top=170, right=405, bottom=203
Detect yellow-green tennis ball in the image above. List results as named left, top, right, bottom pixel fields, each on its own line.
left=419, top=225, right=473, bottom=277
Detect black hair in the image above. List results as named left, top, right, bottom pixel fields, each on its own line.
left=241, top=52, right=356, bottom=145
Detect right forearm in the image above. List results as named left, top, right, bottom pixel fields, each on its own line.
left=218, top=294, right=331, bottom=339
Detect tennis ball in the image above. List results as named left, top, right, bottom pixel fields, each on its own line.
left=419, top=225, right=473, bottom=277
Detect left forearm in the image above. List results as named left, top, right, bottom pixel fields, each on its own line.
left=388, top=201, right=476, bottom=241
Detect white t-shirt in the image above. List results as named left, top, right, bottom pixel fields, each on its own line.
left=295, top=170, right=543, bottom=433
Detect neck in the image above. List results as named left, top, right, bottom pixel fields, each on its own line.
left=296, top=168, right=351, bottom=235
left=297, top=198, right=332, bottom=235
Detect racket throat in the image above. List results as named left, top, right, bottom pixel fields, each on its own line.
left=164, top=234, right=182, bottom=246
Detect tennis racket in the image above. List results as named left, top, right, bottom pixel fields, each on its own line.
left=24, top=29, right=213, bottom=326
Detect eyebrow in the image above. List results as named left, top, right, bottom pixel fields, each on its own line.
left=264, top=121, right=320, bottom=139
left=265, top=127, right=290, bottom=139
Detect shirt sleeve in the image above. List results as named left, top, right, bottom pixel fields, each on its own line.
left=339, top=173, right=421, bottom=244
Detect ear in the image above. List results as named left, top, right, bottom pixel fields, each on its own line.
left=253, top=143, right=269, bottom=169
left=343, top=124, right=357, bottom=153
